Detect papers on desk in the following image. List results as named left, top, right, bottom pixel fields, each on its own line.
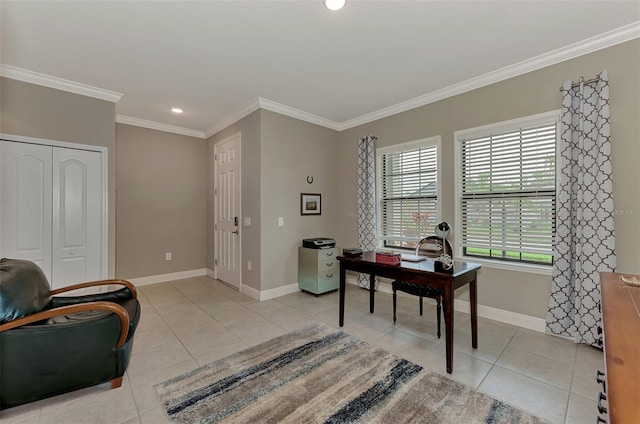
left=400, top=254, right=427, bottom=262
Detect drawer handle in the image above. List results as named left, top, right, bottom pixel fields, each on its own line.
left=326, top=262, right=334, bottom=267
left=597, top=392, right=607, bottom=415
left=596, top=370, right=606, bottom=393
left=326, top=252, right=334, bottom=257
left=326, top=273, right=333, bottom=278
left=597, top=416, right=607, bottom=423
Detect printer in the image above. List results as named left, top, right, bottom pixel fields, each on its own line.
left=302, top=237, right=336, bottom=249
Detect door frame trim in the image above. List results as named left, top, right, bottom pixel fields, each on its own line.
left=0, top=133, right=109, bottom=281
left=213, top=131, right=242, bottom=288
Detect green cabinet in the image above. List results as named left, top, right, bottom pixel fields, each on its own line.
left=298, top=247, right=339, bottom=295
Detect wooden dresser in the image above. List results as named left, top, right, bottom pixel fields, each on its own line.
left=599, top=272, right=640, bottom=423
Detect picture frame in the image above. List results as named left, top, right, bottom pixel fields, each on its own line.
left=300, top=193, right=321, bottom=215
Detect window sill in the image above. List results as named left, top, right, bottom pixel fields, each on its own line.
left=454, top=256, right=552, bottom=276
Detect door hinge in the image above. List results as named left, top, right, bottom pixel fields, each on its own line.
left=214, top=154, right=217, bottom=161
left=214, top=224, right=217, bottom=230
left=214, top=188, right=218, bottom=196
left=214, top=258, right=218, bottom=266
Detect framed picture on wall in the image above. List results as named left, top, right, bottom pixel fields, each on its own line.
left=300, top=193, right=321, bottom=215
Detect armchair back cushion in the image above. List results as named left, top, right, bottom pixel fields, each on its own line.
left=0, top=258, right=52, bottom=323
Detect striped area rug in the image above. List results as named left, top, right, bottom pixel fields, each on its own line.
left=155, top=324, right=547, bottom=424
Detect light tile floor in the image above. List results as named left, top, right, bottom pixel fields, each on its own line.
left=1, top=276, right=605, bottom=424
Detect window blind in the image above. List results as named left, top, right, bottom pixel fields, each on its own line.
left=380, top=144, right=438, bottom=247
left=459, top=123, right=556, bottom=264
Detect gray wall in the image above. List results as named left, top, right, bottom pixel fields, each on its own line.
left=207, top=109, right=340, bottom=292
left=335, top=39, right=640, bottom=319
left=207, top=110, right=262, bottom=290
left=259, top=110, right=340, bottom=290
left=0, top=77, right=118, bottom=278
left=116, top=124, right=207, bottom=278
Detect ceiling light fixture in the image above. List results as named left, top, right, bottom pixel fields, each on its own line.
left=171, top=107, right=183, bottom=114
left=324, top=0, right=346, bottom=11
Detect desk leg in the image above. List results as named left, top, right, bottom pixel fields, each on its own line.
left=470, top=275, right=478, bottom=349
left=369, top=274, right=375, bottom=313
left=444, top=284, right=454, bottom=374
left=339, top=263, right=346, bottom=327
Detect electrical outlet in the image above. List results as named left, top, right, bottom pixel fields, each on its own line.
left=247, top=261, right=252, bottom=271
left=278, top=217, right=284, bottom=226
left=165, top=252, right=172, bottom=261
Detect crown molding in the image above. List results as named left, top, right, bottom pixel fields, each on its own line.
left=204, top=97, right=341, bottom=139
left=206, top=22, right=639, bottom=133
left=0, top=64, right=123, bottom=102
left=257, top=97, right=341, bottom=131
left=116, top=115, right=206, bottom=139
left=338, top=21, right=640, bottom=130
left=4, top=22, right=637, bottom=136
left=204, top=99, right=261, bottom=138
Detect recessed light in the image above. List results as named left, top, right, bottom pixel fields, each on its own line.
left=171, top=107, right=183, bottom=114
left=324, top=0, right=346, bottom=11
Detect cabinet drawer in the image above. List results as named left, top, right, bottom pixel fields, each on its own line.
left=317, top=259, right=338, bottom=273
left=317, top=267, right=337, bottom=280
left=316, top=248, right=339, bottom=262
left=317, top=275, right=339, bottom=293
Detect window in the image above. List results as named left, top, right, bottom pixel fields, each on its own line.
left=455, top=112, right=558, bottom=266
left=377, top=137, right=440, bottom=250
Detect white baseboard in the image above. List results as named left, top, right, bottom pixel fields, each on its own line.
left=253, top=283, right=300, bottom=301
left=239, top=284, right=260, bottom=300
left=128, top=268, right=208, bottom=286
left=453, top=300, right=546, bottom=332
left=133, top=271, right=547, bottom=333
left=345, top=275, right=546, bottom=333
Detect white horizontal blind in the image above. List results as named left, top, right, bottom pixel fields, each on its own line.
left=380, top=143, right=437, bottom=248
left=460, top=123, right=556, bottom=264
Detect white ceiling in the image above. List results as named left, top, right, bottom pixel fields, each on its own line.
left=2, top=1, right=639, bottom=137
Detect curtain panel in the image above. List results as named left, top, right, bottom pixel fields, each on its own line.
left=546, top=70, right=616, bottom=346
left=357, top=135, right=378, bottom=289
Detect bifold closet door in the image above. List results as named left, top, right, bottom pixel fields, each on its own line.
left=0, top=141, right=54, bottom=280
left=1, top=140, right=103, bottom=289
left=52, top=147, right=103, bottom=286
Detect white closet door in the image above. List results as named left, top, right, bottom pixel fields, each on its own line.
left=0, top=140, right=54, bottom=281
left=52, top=148, right=103, bottom=288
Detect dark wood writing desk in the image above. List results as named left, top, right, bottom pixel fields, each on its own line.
left=338, top=251, right=481, bottom=374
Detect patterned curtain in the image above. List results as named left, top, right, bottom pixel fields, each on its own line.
left=546, top=71, right=616, bottom=346
left=357, top=135, right=378, bottom=289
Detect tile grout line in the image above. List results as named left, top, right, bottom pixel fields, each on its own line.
left=562, top=340, right=581, bottom=424
left=473, top=323, right=519, bottom=395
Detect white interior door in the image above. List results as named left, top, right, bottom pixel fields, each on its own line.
left=0, top=140, right=53, bottom=281
left=52, top=148, right=103, bottom=288
left=214, top=133, right=241, bottom=288
left=1, top=137, right=105, bottom=290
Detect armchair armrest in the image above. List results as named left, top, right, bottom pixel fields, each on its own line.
left=49, top=279, right=137, bottom=299
left=0, top=302, right=130, bottom=348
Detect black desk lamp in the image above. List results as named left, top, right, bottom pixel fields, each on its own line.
left=434, top=222, right=453, bottom=272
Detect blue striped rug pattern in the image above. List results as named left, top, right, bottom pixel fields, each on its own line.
left=155, top=324, right=547, bottom=424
